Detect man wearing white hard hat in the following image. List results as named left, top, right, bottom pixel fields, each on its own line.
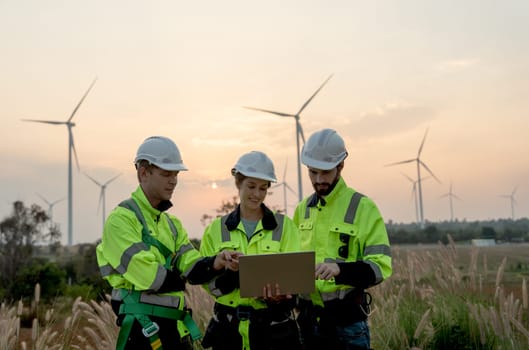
left=97, top=136, right=239, bottom=350
left=293, top=129, right=393, bottom=350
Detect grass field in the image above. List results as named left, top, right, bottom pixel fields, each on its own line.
left=2, top=240, right=528, bottom=349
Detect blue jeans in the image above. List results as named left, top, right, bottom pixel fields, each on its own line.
left=335, top=320, right=371, bottom=349
left=306, top=320, right=371, bottom=350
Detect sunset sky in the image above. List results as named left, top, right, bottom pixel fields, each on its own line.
left=2, top=1, right=528, bottom=245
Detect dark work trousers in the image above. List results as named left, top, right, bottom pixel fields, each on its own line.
left=202, top=314, right=301, bottom=350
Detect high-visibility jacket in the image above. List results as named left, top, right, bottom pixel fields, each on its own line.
left=293, top=177, right=392, bottom=307
left=96, top=186, right=203, bottom=338
left=200, top=203, right=301, bottom=309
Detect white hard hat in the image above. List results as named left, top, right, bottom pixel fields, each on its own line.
left=301, top=128, right=348, bottom=170
left=231, top=151, right=277, bottom=182
left=134, top=136, right=188, bottom=171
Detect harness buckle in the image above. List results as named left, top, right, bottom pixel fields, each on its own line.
left=142, top=322, right=160, bottom=337
left=236, top=308, right=251, bottom=321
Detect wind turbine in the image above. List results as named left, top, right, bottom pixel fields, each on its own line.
left=36, top=193, right=66, bottom=223
left=244, top=74, right=333, bottom=202
left=401, top=173, right=430, bottom=225
left=499, top=186, right=518, bottom=220
left=386, top=129, right=441, bottom=228
left=84, top=172, right=121, bottom=232
left=270, top=159, right=297, bottom=216
left=22, top=78, right=97, bottom=246
left=439, top=182, right=461, bottom=222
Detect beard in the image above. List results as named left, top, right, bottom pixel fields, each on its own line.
left=313, top=175, right=340, bottom=196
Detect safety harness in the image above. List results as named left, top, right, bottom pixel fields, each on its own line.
left=115, top=198, right=201, bottom=350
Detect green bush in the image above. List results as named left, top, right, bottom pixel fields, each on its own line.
left=10, top=258, right=66, bottom=302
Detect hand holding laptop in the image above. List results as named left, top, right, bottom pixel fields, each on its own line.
left=213, top=250, right=244, bottom=271
left=315, top=262, right=340, bottom=280
left=262, top=283, right=294, bottom=302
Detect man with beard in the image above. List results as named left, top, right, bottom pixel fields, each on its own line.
left=293, top=128, right=392, bottom=350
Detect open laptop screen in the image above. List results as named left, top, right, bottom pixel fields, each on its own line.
left=238, top=251, right=315, bottom=298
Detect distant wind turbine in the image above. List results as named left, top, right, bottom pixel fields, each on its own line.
left=36, top=193, right=66, bottom=223
left=386, top=129, right=441, bottom=228
left=439, top=182, right=461, bottom=222
left=499, top=186, right=518, bottom=220
left=270, top=159, right=297, bottom=216
left=401, top=173, right=430, bottom=225
left=244, top=74, right=333, bottom=202
left=22, top=78, right=97, bottom=245
left=84, top=172, right=121, bottom=232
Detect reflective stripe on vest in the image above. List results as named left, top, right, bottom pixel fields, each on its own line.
left=304, top=191, right=364, bottom=222
left=118, top=198, right=179, bottom=269
left=111, top=288, right=182, bottom=309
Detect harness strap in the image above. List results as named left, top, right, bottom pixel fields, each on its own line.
left=114, top=199, right=202, bottom=348
left=116, top=289, right=202, bottom=350
left=119, top=198, right=176, bottom=269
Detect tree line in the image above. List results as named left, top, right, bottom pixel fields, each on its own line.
left=1, top=200, right=528, bottom=302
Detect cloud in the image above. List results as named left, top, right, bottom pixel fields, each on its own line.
left=437, top=59, right=478, bottom=72
left=340, top=102, right=436, bottom=140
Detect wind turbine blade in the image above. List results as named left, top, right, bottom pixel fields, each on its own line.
left=417, top=128, right=429, bottom=157
left=419, top=160, right=441, bottom=183
left=52, top=197, right=67, bottom=205
left=270, top=183, right=281, bottom=189
left=282, top=162, right=287, bottom=182
left=400, top=172, right=414, bottom=183
left=385, top=159, right=416, bottom=167
left=70, top=128, right=81, bottom=171
left=296, top=74, right=333, bottom=116
left=285, top=183, right=297, bottom=196
left=83, top=172, right=102, bottom=186
left=104, top=173, right=122, bottom=186
left=21, top=119, right=65, bottom=125
left=36, top=193, right=51, bottom=205
left=68, top=77, right=97, bottom=122
left=243, top=106, right=296, bottom=118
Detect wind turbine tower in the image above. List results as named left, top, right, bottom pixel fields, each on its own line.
left=84, top=172, right=121, bottom=232
left=22, top=78, right=97, bottom=246
left=386, top=129, right=441, bottom=228
left=402, top=173, right=431, bottom=224
left=271, top=160, right=297, bottom=216
left=439, top=182, right=461, bottom=222
left=500, top=186, right=518, bottom=220
left=244, top=74, right=333, bottom=202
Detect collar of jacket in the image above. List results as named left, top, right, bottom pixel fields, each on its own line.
left=225, top=203, right=278, bottom=231
left=307, top=177, right=347, bottom=208
left=132, top=185, right=173, bottom=216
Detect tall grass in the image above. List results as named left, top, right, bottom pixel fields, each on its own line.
left=369, top=237, right=529, bottom=349
left=2, top=239, right=528, bottom=349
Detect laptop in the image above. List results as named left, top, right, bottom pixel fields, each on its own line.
left=238, top=251, right=315, bottom=298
